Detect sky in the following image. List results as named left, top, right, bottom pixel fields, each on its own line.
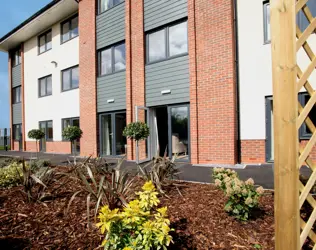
left=0, top=0, right=51, bottom=128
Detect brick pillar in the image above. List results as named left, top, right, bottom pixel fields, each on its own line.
left=188, top=0, right=237, bottom=164
left=79, top=0, right=97, bottom=157
left=125, top=0, right=146, bottom=161
left=8, top=54, right=13, bottom=150
left=21, top=43, right=26, bottom=151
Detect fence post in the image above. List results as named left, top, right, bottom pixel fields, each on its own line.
left=4, top=128, right=7, bottom=151
left=270, top=0, right=299, bottom=249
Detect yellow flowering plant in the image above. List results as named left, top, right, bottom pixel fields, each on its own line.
left=0, top=162, right=23, bottom=188
left=213, top=168, right=264, bottom=221
left=97, top=181, right=173, bottom=250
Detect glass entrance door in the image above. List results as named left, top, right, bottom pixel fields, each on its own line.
left=100, top=112, right=126, bottom=157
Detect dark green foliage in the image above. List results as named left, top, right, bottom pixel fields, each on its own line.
left=123, top=122, right=150, bottom=141
left=62, top=126, right=83, bottom=142
left=28, top=129, right=45, bottom=140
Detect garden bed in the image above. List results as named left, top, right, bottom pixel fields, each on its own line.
left=0, top=171, right=275, bottom=250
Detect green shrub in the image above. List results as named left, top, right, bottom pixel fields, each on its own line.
left=123, top=122, right=150, bottom=141
left=97, top=181, right=173, bottom=250
left=0, top=162, right=23, bottom=187
left=62, top=126, right=82, bottom=142
left=29, top=159, right=51, bottom=171
left=213, top=168, right=264, bottom=221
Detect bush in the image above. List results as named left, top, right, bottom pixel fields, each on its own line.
left=123, top=122, right=150, bottom=141
left=97, top=181, right=173, bottom=250
left=213, top=168, right=264, bottom=221
left=28, top=129, right=45, bottom=141
left=62, top=126, right=82, bottom=142
left=29, top=159, right=51, bottom=171
left=0, top=162, right=23, bottom=188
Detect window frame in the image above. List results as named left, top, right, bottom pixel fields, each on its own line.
left=146, top=19, right=188, bottom=64
left=98, top=0, right=125, bottom=15
left=60, top=14, right=79, bottom=44
left=12, top=86, right=21, bottom=104
left=263, top=1, right=271, bottom=44
left=39, top=120, right=53, bottom=141
left=61, top=65, right=79, bottom=92
left=299, top=92, right=316, bottom=139
left=38, top=75, right=52, bottom=98
left=11, top=48, right=21, bottom=67
left=61, top=117, right=80, bottom=141
left=38, top=29, right=52, bottom=55
left=98, top=41, right=126, bottom=76
left=13, top=124, right=22, bottom=141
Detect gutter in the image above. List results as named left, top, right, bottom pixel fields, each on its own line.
left=233, top=0, right=241, bottom=163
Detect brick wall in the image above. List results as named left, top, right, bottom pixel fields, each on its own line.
left=13, top=141, right=19, bottom=151
left=125, top=0, right=146, bottom=161
left=79, top=0, right=97, bottom=157
left=45, top=141, right=72, bottom=154
left=188, top=0, right=237, bottom=164
left=25, top=141, right=37, bottom=152
left=8, top=54, right=13, bottom=150
left=241, top=140, right=266, bottom=163
left=21, top=43, right=26, bottom=151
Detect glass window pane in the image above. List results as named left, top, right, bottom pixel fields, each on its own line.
left=62, top=22, right=70, bottom=42
left=264, top=4, right=270, bottom=42
left=71, top=67, right=79, bottom=88
left=100, top=0, right=111, bottom=12
left=148, top=29, right=166, bottom=62
left=113, top=0, right=123, bottom=6
left=63, top=70, right=71, bottom=90
left=297, top=1, right=316, bottom=31
left=71, top=16, right=79, bottom=38
left=46, top=76, right=52, bottom=95
left=39, top=35, right=46, bottom=53
left=47, top=121, right=53, bottom=140
left=46, top=31, right=52, bottom=50
left=101, top=115, right=112, bottom=155
left=169, top=22, right=188, bottom=57
left=73, top=118, right=80, bottom=128
left=171, top=106, right=189, bottom=160
left=115, top=113, right=126, bottom=155
left=63, top=119, right=71, bottom=130
left=101, top=49, right=112, bottom=75
left=114, top=43, right=126, bottom=71
left=40, top=79, right=46, bottom=96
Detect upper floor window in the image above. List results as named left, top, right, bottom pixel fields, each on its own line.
left=263, top=1, right=270, bottom=43
left=38, top=30, right=52, bottom=54
left=62, top=65, right=79, bottom=91
left=61, top=15, right=79, bottom=43
left=99, top=42, right=126, bottom=76
left=99, top=0, right=124, bottom=14
left=147, top=20, right=188, bottom=64
left=39, top=75, right=52, bottom=97
left=12, top=49, right=21, bottom=67
left=12, top=86, right=21, bottom=104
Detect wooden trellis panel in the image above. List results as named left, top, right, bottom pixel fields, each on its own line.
left=272, top=0, right=316, bottom=249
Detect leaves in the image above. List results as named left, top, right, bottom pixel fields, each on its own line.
left=62, top=126, right=83, bottom=142
left=28, top=129, right=45, bottom=140
left=123, top=122, right=150, bottom=141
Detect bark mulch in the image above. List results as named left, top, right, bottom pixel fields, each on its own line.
left=0, top=178, right=275, bottom=249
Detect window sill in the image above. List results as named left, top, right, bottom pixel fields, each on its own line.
left=263, top=40, right=271, bottom=45
left=97, top=1, right=125, bottom=16
left=12, top=64, right=21, bottom=68
left=146, top=53, right=188, bottom=66
left=98, top=69, right=126, bottom=78
left=12, top=102, right=21, bottom=105
left=38, top=94, right=52, bottom=98
left=61, top=86, right=79, bottom=93
left=61, top=35, right=79, bottom=45
left=38, top=48, right=52, bottom=56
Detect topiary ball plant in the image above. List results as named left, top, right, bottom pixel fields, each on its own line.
left=62, top=126, right=83, bottom=164
left=28, top=129, right=45, bottom=158
left=123, top=121, right=150, bottom=142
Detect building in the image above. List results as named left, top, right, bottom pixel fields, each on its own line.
left=0, top=0, right=315, bottom=165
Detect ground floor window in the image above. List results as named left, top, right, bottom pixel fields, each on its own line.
left=13, top=124, right=22, bottom=141
left=39, top=120, right=53, bottom=152
left=99, top=111, right=126, bottom=156
left=62, top=117, right=80, bottom=154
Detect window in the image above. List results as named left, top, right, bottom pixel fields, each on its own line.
left=99, top=0, right=124, bottom=14
left=62, top=117, right=80, bottom=133
left=38, top=30, right=52, bottom=54
left=147, top=20, right=188, bottom=63
left=13, top=124, right=22, bottom=141
left=299, top=93, right=316, bottom=139
left=39, top=75, right=52, bottom=97
left=12, top=86, right=21, bottom=104
left=61, top=15, right=79, bottom=43
left=99, top=42, right=126, bottom=76
left=62, top=66, right=79, bottom=91
left=263, top=2, right=271, bottom=43
left=12, top=48, right=21, bottom=67
left=297, top=1, right=316, bottom=32
left=39, top=120, right=53, bottom=141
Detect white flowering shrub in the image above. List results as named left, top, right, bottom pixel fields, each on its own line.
left=213, top=168, right=264, bottom=221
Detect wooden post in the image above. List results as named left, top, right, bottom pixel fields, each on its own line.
left=270, top=0, right=299, bottom=249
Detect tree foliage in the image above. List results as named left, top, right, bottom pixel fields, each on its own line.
left=123, top=122, right=150, bottom=141
left=28, top=129, right=45, bottom=140
left=62, top=126, right=83, bottom=142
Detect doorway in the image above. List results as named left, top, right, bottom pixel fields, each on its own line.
left=155, top=107, right=168, bottom=156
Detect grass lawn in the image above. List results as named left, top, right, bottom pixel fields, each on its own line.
left=0, top=146, right=10, bottom=150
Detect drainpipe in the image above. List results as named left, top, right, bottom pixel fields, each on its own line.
left=233, top=0, right=241, bottom=163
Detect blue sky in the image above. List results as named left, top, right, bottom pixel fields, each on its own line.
left=0, top=0, right=51, bottom=128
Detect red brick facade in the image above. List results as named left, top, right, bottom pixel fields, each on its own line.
left=45, top=141, right=72, bottom=154
left=21, top=43, right=26, bottom=151
left=78, top=0, right=98, bottom=157
left=25, top=141, right=37, bottom=152
left=241, top=140, right=266, bottom=163
left=188, top=0, right=237, bottom=164
left=12, top=141, right=19, bottom=151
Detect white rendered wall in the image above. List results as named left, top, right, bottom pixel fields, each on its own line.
left=24, top=17, right=79, bottom=141
left=237, top=0, right=316, bottom=140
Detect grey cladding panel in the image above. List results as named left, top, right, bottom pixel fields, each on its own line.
left=12, top=65, right=22, bottom=88
left=145, top=56, right=189, bottom=107
left=97, top=71, right=126, bottom=112
left=144, top=0, right=187, bottom=31
left=12, top=103, right=22, bottom=124
left=96, top=3, right=125, bottom=49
